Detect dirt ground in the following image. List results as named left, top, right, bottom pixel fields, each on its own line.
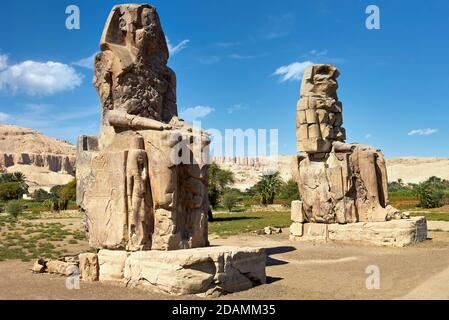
left=1, top=217, right=449, bottom=300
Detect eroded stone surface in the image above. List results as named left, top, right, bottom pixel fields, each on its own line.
left=96, top=247, right=267, bottom=295
left=79, top=253, right=99, bottom=282
left=46, top=260, right=71, bottom=276
left=122, top=246, right=266, bottom=295
left=291, top=217, right=427, bottom=247
left=292, top=65, right=406, bottom=225
left=98, top=250, right=129, bottom=282
left=77, top=4, right=210, bottom=251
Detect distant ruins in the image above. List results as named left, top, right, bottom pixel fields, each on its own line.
left=290, top=64, right=427, bottom=246
left=74, top=4, right=265, bottom=295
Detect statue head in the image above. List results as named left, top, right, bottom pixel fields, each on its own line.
left=300, top=64, right=340, bottom=98
left=297, top=64, right=345, bottom=154
left=100, top=4, right=169, bottom=63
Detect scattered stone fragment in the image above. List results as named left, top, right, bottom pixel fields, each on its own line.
left=31, top=258, right=47, bottom=274
left=264, top=227, right=282, bottom=235
left=79, top=253, right=99, bottom=282
left=46, top=260, right=72, bottom=276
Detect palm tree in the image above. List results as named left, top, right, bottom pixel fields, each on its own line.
left=0, top=172, right=29, bottom=198
left=11, top=172, right=29, bottom=196
left=255, top=171, right=282, bottom=206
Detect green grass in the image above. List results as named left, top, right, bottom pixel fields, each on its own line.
left=209, top=210, right=291, bottom=237
left=409, top=211, right=449, bottom=222
left=0, top=216, right=87, bottom=261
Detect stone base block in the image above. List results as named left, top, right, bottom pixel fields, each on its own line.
left=290, top=217, right=428, bottom=247
left=98, top=246, right=266, bottom=296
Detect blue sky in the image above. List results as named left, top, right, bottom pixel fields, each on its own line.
left=0, top=0, right=448, bottom=158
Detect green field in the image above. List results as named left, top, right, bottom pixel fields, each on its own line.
left=209, top=211, right=291, bottom=237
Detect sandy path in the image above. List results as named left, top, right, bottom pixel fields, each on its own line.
left=0, top=229, right=448, bottom=300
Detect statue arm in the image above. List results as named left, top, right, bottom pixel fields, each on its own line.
left=108, top=110, right=172, bottom=131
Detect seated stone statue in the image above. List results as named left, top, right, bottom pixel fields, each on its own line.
left=77, top=4, right=210, bottom=251
left=293, top=64, right=407, bottom=224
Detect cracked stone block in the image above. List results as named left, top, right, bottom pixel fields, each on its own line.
left=121, top=247, right=266, bottom=296
left=98, top=250, right=129, bottom=282
left=303, top=223, right=328, bottom=241
left=46, top=260, right=72, bottom=276
left=291, top=217, right=427, bottom=247
left=290, top=222, right=303, bottom=237
left=291, top=201, right=305, bottom=223
left=79, top=253, right=99, bottom=282
left=327, top=216, right=428, bottom=247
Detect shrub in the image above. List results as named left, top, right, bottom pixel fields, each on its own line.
left=278, top=179, right=300, bottom=203
left=0, top=182, right=23, bottom=201
left=222, top=190, right=240, bottom=212
left=414, top=182, right=444, bottom=209
left=32, top=189, right=51, bottom=201
left=6, top=200, right=23, bottom=219
left=59, top=179, right=76, bottom=210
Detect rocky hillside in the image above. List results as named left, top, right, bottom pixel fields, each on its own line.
left=212, top=156, right=449, bottom=190
left=0, top=125, right=76, bottom=192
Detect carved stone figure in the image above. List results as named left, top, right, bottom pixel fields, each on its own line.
left=94, top=4, right=177, bottom=127
left=293, top=64, right=406, bottom=224
left=77, top=4, right=210, bottom=251
left=51, top=3, right=266, bottom=296
left=126, top=136, right=152, bottom=251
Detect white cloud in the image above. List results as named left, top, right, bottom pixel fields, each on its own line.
left=273, top=61, right=313, bottom=82
left=0, top=112, right=9, bottom=122
left=215, top=42, right=241, bottom=48
left=197, top=56, right=221, bottom=65
left=227, top=104, right=248, bottom=114
left=180, top=106, right=214, bottom=122
left=228, top=54, right=255, bottom=60
left=365, top=134, right=372, bottom=139
left=0, top=54, right=7, bottom=71
left=264, top=13, right=295, bottom=40
left=408, top=128, right=438, bottom=136
left=0, top=60, right=83, bottom=96
left=72, top=52, right=98, bottom=70
left=309, top=49, right=328, bottom=57
left=166, top=37, right=190, bottom=56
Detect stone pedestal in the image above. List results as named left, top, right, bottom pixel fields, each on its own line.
left=290, top=216, right=428, bottom=247
left=98, top=246, right=266, bottom=296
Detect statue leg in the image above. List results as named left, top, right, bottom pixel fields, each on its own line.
left=141, top=130, right=182, bottom=250
left=354, top=147, right=391, bottom=221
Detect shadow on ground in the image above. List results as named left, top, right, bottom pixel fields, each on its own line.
left=266, top=246, right=296, bottom=269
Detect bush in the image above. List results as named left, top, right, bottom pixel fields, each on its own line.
left=414, top=182, right=444, bottom=209
left=222, top=190, right=240, bottom=212
left=0, top=182, right=23, bottom=201
left=6, top=200, right=23, bottom=218
left=32, top=189, right=51, bottom=201
left=61, top=180, right=76, bottom=201
left=278, top=179, right=300, bottom=203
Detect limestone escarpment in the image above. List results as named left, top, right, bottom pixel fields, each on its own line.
left=0, top=125, right=76, bottom=190
left=0, top=152, right=75, bottom=175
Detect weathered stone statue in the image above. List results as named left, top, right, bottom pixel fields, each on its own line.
left=290, top=64, right=427, bottom=246
left=76, top=3, right=265, bottom=295
left=77, top=4, right=210, bottom=251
